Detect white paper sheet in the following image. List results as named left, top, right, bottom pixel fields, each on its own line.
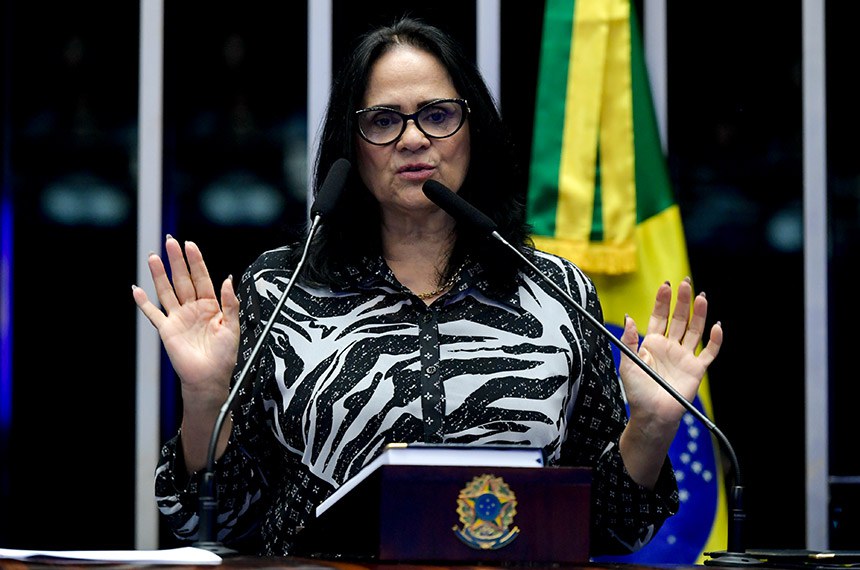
left=0, top=546, right=222, bottom=565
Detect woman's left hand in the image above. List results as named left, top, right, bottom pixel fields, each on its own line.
left=617, top=277, right=723, bottom=487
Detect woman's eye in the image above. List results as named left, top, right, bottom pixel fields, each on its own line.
left=373, top=114, right=398, bottom=129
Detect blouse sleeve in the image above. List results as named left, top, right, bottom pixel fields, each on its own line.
left=154, top=432, right=265, bottom=550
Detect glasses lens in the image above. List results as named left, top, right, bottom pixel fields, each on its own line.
left=357, top=109, right=403, bottom=145
left=416, top=100, right=464, bottom=138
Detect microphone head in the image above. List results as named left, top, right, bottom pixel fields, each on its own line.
left=310, top=158, right=351, bottom=218
left=422, top=180, right=497, bottom=235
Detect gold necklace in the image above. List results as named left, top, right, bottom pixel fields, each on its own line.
left=415, top=261, right=467, bottom=300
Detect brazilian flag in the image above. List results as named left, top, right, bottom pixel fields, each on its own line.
left=527, top=0, right=727, bottom=563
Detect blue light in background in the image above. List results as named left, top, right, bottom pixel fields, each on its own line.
left=1, top=172, right=12, bottom=432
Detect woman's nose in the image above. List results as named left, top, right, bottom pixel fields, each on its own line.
left=397, top=120, right=430, bottom=149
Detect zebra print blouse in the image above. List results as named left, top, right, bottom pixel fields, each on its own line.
left=155, top=245, right=679, bottom=557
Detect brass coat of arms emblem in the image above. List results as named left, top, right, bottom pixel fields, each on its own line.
left=452, top=474, right=520, bottom=550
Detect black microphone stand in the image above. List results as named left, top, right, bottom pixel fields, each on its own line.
left=193, top=214, right=323, bottom=555
left=192, top=158, right=349, bottom=554
left=491, top=233, right=758, bottom=565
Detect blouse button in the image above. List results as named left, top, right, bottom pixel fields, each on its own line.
left=426, top=365, right=438, bottom=375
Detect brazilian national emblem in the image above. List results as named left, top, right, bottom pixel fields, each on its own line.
left=452, top=474, right=520, bottom=550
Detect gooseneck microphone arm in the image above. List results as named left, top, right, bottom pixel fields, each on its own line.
left=422, top=179, right=746, bottom=557
left=194, top=217, right=317, bottom=554
left=193, top=158, right=351, bottom=554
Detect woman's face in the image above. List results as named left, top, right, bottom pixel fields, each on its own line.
left=356, top=45, right=471, bottom=216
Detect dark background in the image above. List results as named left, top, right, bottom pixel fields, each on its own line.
left=1, top=0, right=857, bottom=553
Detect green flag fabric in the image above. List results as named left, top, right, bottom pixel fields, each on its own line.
left=527, top=0, right=728, bottom=563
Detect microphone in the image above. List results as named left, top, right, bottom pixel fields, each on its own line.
left=422, top=179, right=753, bottom=565
left=194, top=158, right=351, bottom=554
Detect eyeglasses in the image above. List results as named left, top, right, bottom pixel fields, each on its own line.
left=355, top=98, right=470, bottom=146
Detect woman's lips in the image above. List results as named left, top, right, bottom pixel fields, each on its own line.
left=397, top=164, right=435, bottom=181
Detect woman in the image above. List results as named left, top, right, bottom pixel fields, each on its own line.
left=133, top=16, right=722, bottom=557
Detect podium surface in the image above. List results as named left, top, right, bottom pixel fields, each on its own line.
left=0, top=554, right=812, bottom=570
left=0, top=556, right=840, bottom=570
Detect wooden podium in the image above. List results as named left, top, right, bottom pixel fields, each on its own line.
left=296, top=464, right=592, bottom=564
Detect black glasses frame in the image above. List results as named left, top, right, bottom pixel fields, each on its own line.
left=355, top=98, right=470, bottom=146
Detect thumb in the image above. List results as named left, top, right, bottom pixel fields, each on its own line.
left=620, top=314, right=640, bottom=356
left=221, top=275, right=240, bottom=332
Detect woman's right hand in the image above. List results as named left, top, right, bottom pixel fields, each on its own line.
left=132, top=235, right=240, bottom=471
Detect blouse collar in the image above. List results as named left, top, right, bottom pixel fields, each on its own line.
left=331, top=255, right=522, bottom=309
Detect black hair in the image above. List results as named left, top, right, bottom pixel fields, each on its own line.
left=301, top=15, right=533, bottom=288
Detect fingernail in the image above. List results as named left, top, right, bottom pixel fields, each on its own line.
left=166, top=233, right=173, bottom=240
left=131, top=284, right=138, bottom=290
left=664, top=280, right=670, bottom=286
left=148, top=250, right=157, bottom=257
left=716, top=320, right=722, bottom=327
left=698, top=291, right=707, bottom=298
left=683, top=276, right=692, bottom=283
left=228, top=274, right=234, bottom=282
